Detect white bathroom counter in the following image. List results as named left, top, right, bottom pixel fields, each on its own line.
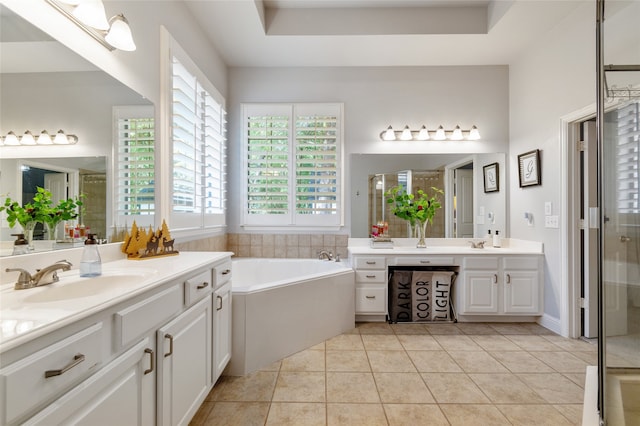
left=0, top=251, right=232, bottom=352
left=348, top=238, right=544, bottom=256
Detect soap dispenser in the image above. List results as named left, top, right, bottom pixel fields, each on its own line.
left=11, top=233, right=29, bottom=255
left=493, top=230, right=501, bottom=248
left=80, top=234, right=102, bottom=277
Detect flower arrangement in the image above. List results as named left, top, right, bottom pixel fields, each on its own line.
left=385, top=185, right=443, bottom=226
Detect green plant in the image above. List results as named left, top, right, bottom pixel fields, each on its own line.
left=385, top=185, right=443, bottom=225
left=1, top=187, right=83, bottom=229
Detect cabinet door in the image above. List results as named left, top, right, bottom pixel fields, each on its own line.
left=503, top=270, right=540, bottom=314
left=462, top=271, right=499, bottom=313
left=24, top=338, right=155, bottom=426
left=157, top=296, right=212, bottom=426
left=213, top=282, right=232, bottom=382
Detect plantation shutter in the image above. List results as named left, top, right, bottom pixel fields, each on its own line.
left=616, top=101, right=639, bottom=214
left=114, top=106, right=155, bottom=226
left=242, top=103, right=343, bottom=228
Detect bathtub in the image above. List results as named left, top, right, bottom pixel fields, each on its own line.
left=227, top=258, right=355, bottom=376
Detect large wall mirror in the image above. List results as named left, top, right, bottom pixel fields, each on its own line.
left=351, top=153, right=506, bottom=239
left=0, top=6, right=154, bottom=256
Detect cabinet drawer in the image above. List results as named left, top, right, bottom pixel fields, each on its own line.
left=392, top=256, right=456, bottom=266
left=213, top=261, right=232, bottom=288
left=115, top=285, right=182, bottom=349
left=463, top=256, right=499, bottom=270
left=355, top=270, right=386, bottom=283
left=185, top=269, right=212, bottom=306
left=353, top=257, right=385, bottom=270
left=355, top=286, right=386, bottom=314
left=503, top=256, right=540, bottom=270
left=0, top=323, right=104, bottom=425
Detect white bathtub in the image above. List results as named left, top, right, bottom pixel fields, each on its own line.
left=227, top=258, right=355, bottom=376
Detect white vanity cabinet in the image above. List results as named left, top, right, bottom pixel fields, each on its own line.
left=457, top=255, right=543, bottom=316
left=352, top=256, right=387, bottom=321
left=0, top=252, right=233, bottom=426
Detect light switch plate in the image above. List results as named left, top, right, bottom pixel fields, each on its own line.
left=545, top=215, right=559, bottom=228
left=545, top=202, right=552, bottom=216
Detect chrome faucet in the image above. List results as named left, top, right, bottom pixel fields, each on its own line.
left=6, top=260, right=73, bottom=290
left=469, top=241, right=486, bottom=249
left=318, top=250, right=333, bottom=260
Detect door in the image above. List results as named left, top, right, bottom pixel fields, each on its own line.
left=213, top=282, right=232, bottom=382
left=455, top=168, right=474, bottom=238
left=462, top=271, right=498, bottom=313
left=157, top=297, right=212, bottom=426
left=503, top=270, right=540, bottom=314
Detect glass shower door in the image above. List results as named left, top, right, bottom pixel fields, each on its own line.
left=603, top=100, right=640, bottom=425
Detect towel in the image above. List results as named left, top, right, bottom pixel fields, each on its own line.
left=432, top=271, right=455, bottom=321
left=389, top=270, right=412, bottom=322
left=411, top=271, right=433, bottom=321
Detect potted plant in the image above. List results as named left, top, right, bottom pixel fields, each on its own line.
left=385, top=185, right=443, bottom=248
left=42, top=191, right=84, bottom=241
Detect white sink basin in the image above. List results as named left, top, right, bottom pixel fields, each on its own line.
left=23, top=268, right=157, bottom=303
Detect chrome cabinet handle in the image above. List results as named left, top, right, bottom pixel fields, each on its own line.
left=366, top=274, right=376, bottom=278
left=506, top=274, right=511, bottom=284
left=365, top=261, right=377, bottom=265
left=222, top=269, right=231, bottom=275
left=620, top=235, right=632, bottom=243
left=420, top=260, right=431, bottom=264
left=45, top=354, right=85, bottom=378
left=197, top=282, right=209, bottom=290
left=144, top=348, right=154, bottom=375
left=493, top=274, right=498, bottom=283
left=217, top=295, right=223, bottom=311
left=365, top=295, right=376, bottom=299
left=164, top=334, right=174, bottom=358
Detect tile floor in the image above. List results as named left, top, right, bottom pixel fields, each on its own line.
left=190, top=322, right=594, bottom=425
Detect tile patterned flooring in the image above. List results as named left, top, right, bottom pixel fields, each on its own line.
left=190, top=322, right=594, bottom=425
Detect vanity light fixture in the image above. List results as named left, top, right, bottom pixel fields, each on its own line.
left=379, top=124, right=481, bottom=141
left=0, top=130, right=78, bottom=146
left=46, top=0, right=136, bottom=52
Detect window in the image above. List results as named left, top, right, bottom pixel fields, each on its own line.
left=114, top=106, right=155, bottom=227
left=615, top=101, right=639, bottom=215
left=242, top=103, right=343, bottom=229
left=168, top=36, right=226, bottom=231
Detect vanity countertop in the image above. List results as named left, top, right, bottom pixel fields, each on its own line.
left=0, top=251, right=232, bottom=353
left=347, top=238, right=544, bottom=255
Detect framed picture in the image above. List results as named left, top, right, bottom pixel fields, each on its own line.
left=518, top=149, right=541, bottom=187
left=483, top=162, right=499, bottom=193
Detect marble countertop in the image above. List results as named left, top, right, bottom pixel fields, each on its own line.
left=347, top=238, right=544, bottom=255
left=0, top=251, right=232, bottom=353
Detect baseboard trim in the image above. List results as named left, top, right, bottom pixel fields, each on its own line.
left=539, top=313, right=562, bottom=335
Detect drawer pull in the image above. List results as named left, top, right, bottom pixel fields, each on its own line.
left=420, top=260, right=431, bottom=264
left=217, top=295, right=223, bottom=311
left=506, top=274, right=511, bottom=284
left=365, top=261, right=377, bottom=265
left=365, top=295, right=376, bottom=299
left=45, top=354, right=85, bottom=378
left=222, top=269, right=231, bottom=275
left=493, top=274, right=498, bottom=283
left=164, top=334, right=174, bottom=358
left=366, top=274, right=377, bottom=278
left=144, top=348, right=154, bottom=375
left=197, top=282, right=209, bottom=290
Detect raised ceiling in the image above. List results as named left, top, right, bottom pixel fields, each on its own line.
left=183, top=0, right=589, bottom=67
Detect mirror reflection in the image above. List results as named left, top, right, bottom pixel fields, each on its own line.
left=0, top=6, right=154, bottom=256
left=351, top=153, right=506, bottom=239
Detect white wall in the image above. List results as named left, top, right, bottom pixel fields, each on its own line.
left=228, top=66, right=509, bottom=235
left=509, top=1, right=640, bottom=334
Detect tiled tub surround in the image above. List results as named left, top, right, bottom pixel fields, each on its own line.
left=191, top=322, right=592, bottom=426
left=227, top=233, right=349, bottom=259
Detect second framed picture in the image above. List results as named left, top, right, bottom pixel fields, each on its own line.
left=518, top=149, right=541, bottom=187
left=483, top=162, right=499, bottom=193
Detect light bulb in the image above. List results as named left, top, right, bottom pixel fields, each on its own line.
left=417, top=125, right=430, bottom=140
left=105, top=14, right=136, bottom=51
left=434, top=125, right=446, bottom=140
left=73, top=0, right=109, bottom=30
left=54, top=130, right=69, bottom=144
left=37, top=130, right=53, bottom=145
left=21, top=131, right=36, bottom=145
left=382, top=125, right=396, bottom=141
left=4, top=131, right=19, bottom=146
left=469, top=125, right=481, bottom=140
left=451, top=125, right=463, bottom=140
left=400, top=125, right=413, bottom=141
